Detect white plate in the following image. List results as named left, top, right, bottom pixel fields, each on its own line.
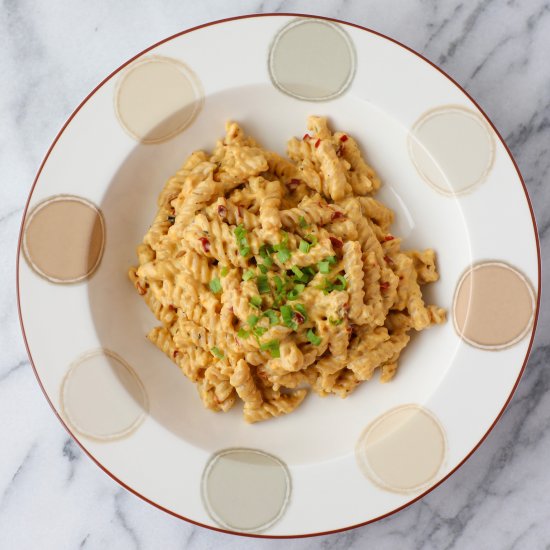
left=17, top=14, right=540, bottom=537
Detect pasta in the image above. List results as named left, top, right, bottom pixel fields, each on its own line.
left=129, top=116, right=445, bottom=423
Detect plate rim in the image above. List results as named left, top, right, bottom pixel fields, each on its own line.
left=16, top=12, right=542, bottom=539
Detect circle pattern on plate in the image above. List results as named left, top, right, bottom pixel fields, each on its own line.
left=201, top=448, right=291, bottom=533
left=268, top=19, right=355, bottom=101
left=453, top=262, right=535, bottom=350
left=115, top=56, right=204, bottom=143
left=23, top=195, right=105, bottom=284
left=408, top=105, right=495, bottom=195
left=356, top=405, right=446, bottom=493
left=60, top=349, right=148, bottom=440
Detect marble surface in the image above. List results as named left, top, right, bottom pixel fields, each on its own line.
left=1, top=0, right=549, bottom=548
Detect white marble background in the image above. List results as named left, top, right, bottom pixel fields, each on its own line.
left=1, top=0, right=549, bottom=548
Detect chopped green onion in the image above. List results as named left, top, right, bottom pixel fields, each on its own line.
left=305, top=234, right=318, bottom=246
left=211, top=347, right=224, bottom=359
left=333, top=275, right=348, bottom=291
left=299, top=216, right=308, bottom=229
left=250, top=296, right=262, bottom=309
left=237, top=327, right=250, bottom=339
left=294, top=303, right=308, bottom=321
left=329, top=317, right=344, bottom=326
left=258, top=264, right=268, bottom=274
left=242, top=269, right=255, bottom=281
left=280, top=305, right=297, bottom=329
left=299, top=240, right=311, bottom=253
left=263, top=309, right=279, bottom=325
left=220, top=266, right=229, bottom=277
left=234, top=224, right=250, bottom=257
left=260, top=244, right=275, bottom=257
left=318, top=260, right=330, bottom=274
left=307, top=329, right=322, bottom=346
left=274, top=276, right=284, bottom=293
left=247, top=314, right=259, bottom=327
left=327, top=255, right=338, bottom=265
left=277, top=248, right=291, bottom=263
left=291, top=265, right=304, bottom=278
left=260, top=339, right=281, bottom=358
left=287, top=283, right=305, bottom=300
left=253, top=326, right=267, bottom=337
left=257, top=275, right=270, bottom=294
left=209, top=278, right=222, bottom=293
left=263, top=256, right=274, bottom=268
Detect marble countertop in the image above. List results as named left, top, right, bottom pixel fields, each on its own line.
left=1, top=1, right=549, bottom=548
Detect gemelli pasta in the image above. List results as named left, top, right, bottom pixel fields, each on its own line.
left=129, top=116, right=445, bottom=423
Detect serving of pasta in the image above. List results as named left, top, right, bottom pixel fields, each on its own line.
left=129, top=116, right=445, bottom=423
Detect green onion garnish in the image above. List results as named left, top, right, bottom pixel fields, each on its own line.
left=234, top=224, right=250, bottom=257
left=253, top=326, right=267, bottom=337
left=209, top=278, right=222, bottom=293
left=294, top=303, right=308, bottom=321
left=305, top=233, right=318, bottom=246
left=220, top=266, right=229, bottom=277
left=237, top=327, right=250, bottom=338
left=287, top=284, right=305, bottom=300
left=274, top=276, right=284, bottom=293
left=277, top=248, right=291, bottom=263
left=257, top=275, right=270, bottom=294
left=260, top=339, right=281, bottom=358
left=250, top=296, right=262, bottom=309
left=242, top=269, right=255, bottom=281
left=211, top=347, right=224, bottom=359
left=299, top=240, right=311, bottom=253
left=263, top=309, right=278, bottom=325
left=318, top=261, right=330, bottom=274
left=329, top=317, right=344, bottom=326
left=247, top=314, right=259, bottom=327
left=299, top=216, right=308, bottom=229
left=327, top=255, right=338, bottom=265
left=307, top=329, right=322, bottom=346
left=258, top=264, right=268, bottom=274
left=291, top=265, right=304, bottom=278
left=280, top=305, right=297, bottom=329
left=333, top=275, right=347, bottom=291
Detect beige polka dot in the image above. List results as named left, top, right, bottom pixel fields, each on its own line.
left=268, top=19, right=355, bottom=101
left=61, top=350, right=148, bottom=440
left=408, top=105, right=495, bottom=195
left=115, top=56, right=203, bottom=143
left=453, top=262, right=535, bottom=350
left=356, top=405, right=446, bottom=493
left=23, top=195, right=105, bottom=284
left=201, top=448, right=290, bottom=533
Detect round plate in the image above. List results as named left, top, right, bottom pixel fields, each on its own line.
left=17, top=14, right=540, bottom=538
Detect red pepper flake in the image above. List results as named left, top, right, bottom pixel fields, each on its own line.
left=380, top=281, right=390, bottom=291
left=136, top=282, right=146, bottom=296
left=331, top=210, right=345, bottom=221
left=339, top=134, right=349, bottom=142
left=303, top=133, right=310, bottom=140
left=168, top=305, right=177, bottom=312
left=173, top=350, right=180, bottom=359
left=314, top=138, right=321, bottom=148
left=293, top=312, right=305, bottom=325
left=384, top=235, right=395, bottom=242
left=199, top=237, right=211, bottom=252
left=330, top=236, right=343, bottom=249
left=399, top=276, right=404, bottom=281
left=384, top=255, right=394, bottom=265
left=289, top=178, right=300, bottom=190
left=217, top=204, right=227, bottom=219
left=237, top=205, right=243, bottom=218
